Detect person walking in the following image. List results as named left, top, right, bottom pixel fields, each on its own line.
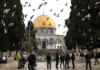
left=17, top=52, right=23, bottom=69
left=94, top=53, right=99, bottom=65
left=71, top=52, right=75, bottom=68
left=85, top=52, right=91, bottom=70
left=46, top=53, right=51, bottom=69
left=60, top=53, right=64, bottom=68
left=22, top=55, right=26, bottom=67
left=64, top=52, right=70, bottom=69
left=27, top=52, right=36, bottom=70
left=56, top=51, right=59, bottom=69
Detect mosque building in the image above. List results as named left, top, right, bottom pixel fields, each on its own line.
left=33, top=13, right=65, bottom=49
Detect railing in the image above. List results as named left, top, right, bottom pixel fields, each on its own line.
left=61, top=46, right=66, bottom=54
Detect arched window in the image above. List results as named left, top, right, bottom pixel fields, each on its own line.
left=49, top=38, right=54, bottom=44
left=57, top=46, right=59, bottom=49
left=42, top=38, right=48, bottom=43
left=56, top=38, right=61, bottom=44
left=36, top=38, right=41, bottom=44
left=60, top=46, right=61, bottom=49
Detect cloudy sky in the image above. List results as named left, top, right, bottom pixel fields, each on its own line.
left=20, top=0, right=71, bottom=35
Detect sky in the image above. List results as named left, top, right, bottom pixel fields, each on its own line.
left=20, top=0, right=71, bottom=36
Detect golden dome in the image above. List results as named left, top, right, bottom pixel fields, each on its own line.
left=33, top=14, right=56, bottom=29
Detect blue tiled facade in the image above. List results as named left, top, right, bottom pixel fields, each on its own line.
left=35, top=28, right=55, bottom=35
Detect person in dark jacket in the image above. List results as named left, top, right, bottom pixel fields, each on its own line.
left=94, top=52, right=99, bottom=65
left=85, top=52, right=91, bottom=70
left=60, top=53, right=64, bottom=68
left=56, top=51, right=59, bottom=69
left=46, top=53, right=51, bottom=69
left=64, top=52, right=70, bottom=69
left=71, top=52, right=75, bottom=68
left=27, top=52, right=36, bottom=70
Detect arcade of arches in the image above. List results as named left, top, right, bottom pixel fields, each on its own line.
left=36, top=35, right=65, bottom=49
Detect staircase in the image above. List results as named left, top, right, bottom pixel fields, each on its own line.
left=36, top=49, right=64, bottom=55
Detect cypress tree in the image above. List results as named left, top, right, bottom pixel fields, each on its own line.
left=0, top=0, right=25, bottom=52
left=65, top=0, right=100, bottom=51
left=27, top=20, right=38, bottom=51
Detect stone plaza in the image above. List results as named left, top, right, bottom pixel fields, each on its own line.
left=0, top=59, right=100, bottom=70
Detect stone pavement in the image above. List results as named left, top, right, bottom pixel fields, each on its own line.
left=0, top=60, right=100, bottom=70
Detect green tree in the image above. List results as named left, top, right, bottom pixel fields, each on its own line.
left=21, top=41, right=33, bottom=52
left=0, top=0, right=6, bottom=52
left=22, top=20, right=38, bottom=52
left=65, top=34, right=73, bottom=50
left=0, top=0, right=25, bottom=53
left=34, top=41, right=38, bottom=51
left=65, top=0, right=100, bottom=51
left=27, top=20, right=37, bottom=50
left=8, top=0, right=25, bottom=51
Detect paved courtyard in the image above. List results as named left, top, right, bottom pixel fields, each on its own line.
left=0, top=60, right=100, bottom=70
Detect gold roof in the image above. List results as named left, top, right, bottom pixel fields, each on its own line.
left=33, top=14, right=56, bottom=28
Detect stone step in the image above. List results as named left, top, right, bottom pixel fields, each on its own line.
left=36, top=49, right=64, bottom=55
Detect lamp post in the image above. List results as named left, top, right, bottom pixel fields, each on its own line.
left=38, top=34, right=39, bottom=49
left=58, top=35, right=60, bottom=49
left=29, top=25, right=30, bottom=44
left=28, top=20, right=34, bottom=44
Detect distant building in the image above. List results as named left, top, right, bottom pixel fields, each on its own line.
left=33, top=13, right=65, bottom=49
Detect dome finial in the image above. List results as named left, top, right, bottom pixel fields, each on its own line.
left=43, top=9, right=44, bottom=15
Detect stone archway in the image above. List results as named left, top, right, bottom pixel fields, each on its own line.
left=42, top=41, right=46, bottom=49
left=42, top=38, right=48, bottom=49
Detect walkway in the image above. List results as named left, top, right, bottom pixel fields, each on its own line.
left=0, top=60, right=100, bottom=70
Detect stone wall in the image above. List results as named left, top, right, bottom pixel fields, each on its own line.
left=7, top=57, right=14, bottom=62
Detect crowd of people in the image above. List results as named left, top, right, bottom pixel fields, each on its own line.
left=17, top=52, right=36, bottom=70
left=49, top=51, right=92, bottom=70
left=17, top=51, right=99, bottom=70
left=17, top=52, right=27, bottom=69
left=17, top=51, right=75, bottom=70
left=46, top=51, right=75, bottom=69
